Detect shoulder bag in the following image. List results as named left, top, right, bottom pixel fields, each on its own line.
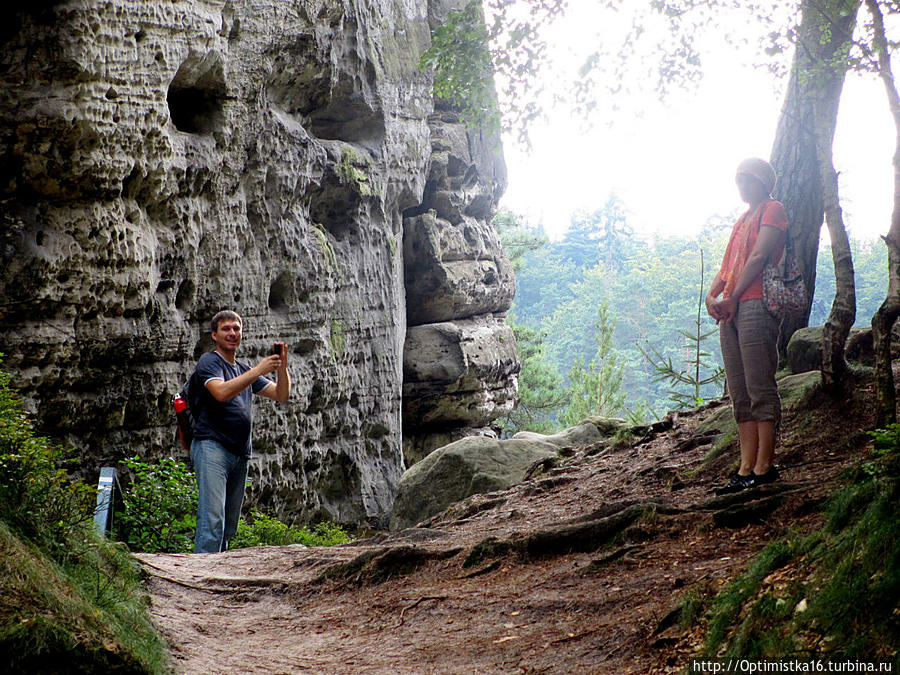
left=758, top=205, right=808, bottom=320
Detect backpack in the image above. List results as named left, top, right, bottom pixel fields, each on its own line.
left=173, top=372, right=201, bottom=453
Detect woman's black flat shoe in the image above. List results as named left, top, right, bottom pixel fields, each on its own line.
left=714, top=473, right=755, bottom=495
left=752, top=465, right=780, bottom=485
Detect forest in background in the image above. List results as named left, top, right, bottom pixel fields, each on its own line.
left=496, top=197, right=890, bottom=432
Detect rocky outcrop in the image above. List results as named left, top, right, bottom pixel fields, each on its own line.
left=389, top=436, right=558, bottom=530
left=0, top=0, right=517, bottom=527
left=400, top=0, right=518, bottom=465
left=786, top=325, right=900, bottom=374
left=512, top=422, right=605, bottom=449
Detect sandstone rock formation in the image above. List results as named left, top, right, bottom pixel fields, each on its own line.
left=400, top=0, right=518, bottom=466
left=0, top=0, right=517, bottom=527
left=512, top=422, right=605, bottom=449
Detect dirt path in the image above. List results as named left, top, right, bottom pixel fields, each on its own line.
left=137, top=379, right=873, bottom=674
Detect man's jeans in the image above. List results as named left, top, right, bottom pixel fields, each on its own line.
left=191, top=438, right=248, bottom=553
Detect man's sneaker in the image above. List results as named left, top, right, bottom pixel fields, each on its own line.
left=752, top=465, right=780, bottom=485
left=714, top=473, right=755, bottom=495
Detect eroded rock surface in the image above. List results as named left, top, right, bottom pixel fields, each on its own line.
left=0, top=0, right=517, bottom=526
left=400, top=3, right=518, bottom=463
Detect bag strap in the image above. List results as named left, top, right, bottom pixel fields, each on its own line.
left=754, top=200, right=792, bottom=269
left=186, top=369, right=204, bottom=415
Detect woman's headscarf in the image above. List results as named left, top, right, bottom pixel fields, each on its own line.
left=735, top=157, right=777, bottom=195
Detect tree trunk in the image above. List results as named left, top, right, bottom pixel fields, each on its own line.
left=817, top=141, right=855, bottom=393
left=866, top=0, right=900, bottom=426
left=769, top=0, right=861, bottom=359
left=873, top=237, right=900, bottom=425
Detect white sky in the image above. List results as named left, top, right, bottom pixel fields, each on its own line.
left=497, top=4, right=896, bottom=242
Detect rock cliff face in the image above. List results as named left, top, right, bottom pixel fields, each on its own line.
left=0, top=0, right=517, bottom=527
left=400, top=2, right=518, bottom=465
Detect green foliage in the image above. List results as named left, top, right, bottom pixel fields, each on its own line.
left=558, top=303, right=626, bottom=427
left=508, top=196, right=892, bottom=422
left=0, top=359, right=95, bottom=556
left=420, top=0, right=565, bottom=143
left=509, top=203, right=732, bottom=417
left=493, top=208, right=549, bottom=273
left=115, top=455, right=197, bottom=554
left=230, top=510, right=352, bottom=549
left=0, top=357, right=171, bottom=672
left=553, top=197, right=634, bottom=273
left=864, top=423, right=900, bottom=478
left=420, top=0, right=499, bottom=131
left=499, top=321, right=568, bottom=434
left=638, top=248, right=725, bottom=410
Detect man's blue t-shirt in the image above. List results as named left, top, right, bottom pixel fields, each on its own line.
left=192, top=352, right=273, bottom=458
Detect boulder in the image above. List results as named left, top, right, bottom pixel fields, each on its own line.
left=389, top=436, right=558, bottom=530
left=787, top=326, right=826, bottom=374
left=512, top=422, right=603, bottom=448
left=402, top=427, right=497, bottom=469
left=583, top=416, right=629, bottom=437
left=403, top=315, right=520, bottom=429
left=786, top=325, right=890, bottom=374
left=777, top=370, right=822, bottom=410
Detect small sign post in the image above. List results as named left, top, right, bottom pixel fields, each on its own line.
left=93, top=467, right=116, bottom=535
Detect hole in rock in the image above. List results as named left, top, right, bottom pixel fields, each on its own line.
left=167, top=87, right=222, bottom=134
left=175, top=280, right=194, bottom=310
left=167, top=53, right=226, bottom=135
left=268, top=272, right=294, bottom=312
left=265, top=35, right=384, bottom=144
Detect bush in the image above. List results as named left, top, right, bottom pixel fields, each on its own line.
left=230, top=510, right=352, bottom=549
left=115, top=455, right=198, bottom=553
left=0, top=365, right=95, bottom=555
left=0, top=356, right=171, bottom=672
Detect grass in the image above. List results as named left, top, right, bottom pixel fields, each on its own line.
left=230, top=509, right=353, bottom=549
left=693, top=437, right=900, bottom=665
left=703, top=538, right=803, bottom=655
left=0, top=510, right=172, bottom=674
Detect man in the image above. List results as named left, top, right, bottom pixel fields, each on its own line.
left=190, top=310, right=290, bottom=553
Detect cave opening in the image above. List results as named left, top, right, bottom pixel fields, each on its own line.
left=167, top=86, right=222, bottom=134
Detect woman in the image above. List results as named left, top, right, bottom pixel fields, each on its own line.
left=706, top=158, right=787, bottom=494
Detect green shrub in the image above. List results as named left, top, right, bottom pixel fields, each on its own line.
left=0, top=364, right=95, bottom=555
left=115, top=455, right=198, bottom=553
left=230, top=509, right=352, bottom=549
left=0, top=356, right=171, bottom=672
